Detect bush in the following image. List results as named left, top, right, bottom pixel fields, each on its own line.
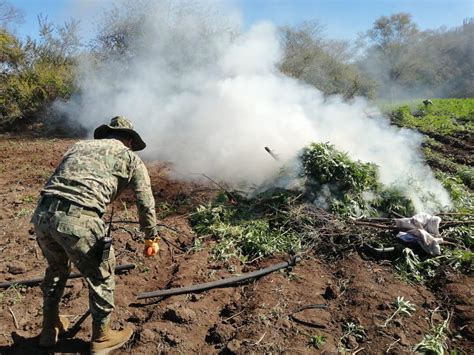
left=0, top=18, right=79, bottom=129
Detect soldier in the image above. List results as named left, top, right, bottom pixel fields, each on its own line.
left=31, top=116, right=160, bottom=354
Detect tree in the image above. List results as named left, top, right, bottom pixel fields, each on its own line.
left=0, top=17, right=81, bottom=128
left=367, top=13, right=418, bottom=51
left=358, top=13, right=421, bottom=100
left=279, top=21, right=375, bottom=99
left=23, top=15, right=82, bottom=66
left=359, top=13, right=473, bottom=99
left=0, top=28, right=23, bottom=71
left=0, top=0, right=24, bottom=28
left=418, top=18, right=474, bottom=98
left=90, top=1, right=148, bottom=60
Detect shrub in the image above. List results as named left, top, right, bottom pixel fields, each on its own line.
left=0, top=18, right=79, bottom=129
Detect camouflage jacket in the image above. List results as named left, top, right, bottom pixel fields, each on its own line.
left=42, top=139, right=157, bottom=238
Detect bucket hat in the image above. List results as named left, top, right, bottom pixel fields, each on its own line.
left=94, top=116, right=146, bottom=151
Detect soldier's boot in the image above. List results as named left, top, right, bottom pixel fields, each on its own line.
left=91, top=322, right=133, bottom=355
left=38, top=308, right=70, bottom=347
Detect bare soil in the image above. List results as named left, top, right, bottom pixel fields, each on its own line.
left=424, top=131, right=474, bottom=172
left=0, top=135, right=472, bottom=354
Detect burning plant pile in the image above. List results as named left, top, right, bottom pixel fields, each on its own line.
left=190, top=142, right=473, bottom=280
left=190, top=142, right=412, bottom=260
left=299, top=143, right=415, bottom=217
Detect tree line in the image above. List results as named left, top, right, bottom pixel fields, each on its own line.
left=0, top=0, right=472, bottom=130
left=280, top=14, right=473, bottom=100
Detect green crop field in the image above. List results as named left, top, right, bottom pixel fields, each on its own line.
left=390, top=98, right=474, bottom=135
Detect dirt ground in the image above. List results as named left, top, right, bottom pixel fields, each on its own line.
left=0, top=135, right=472, bottom=354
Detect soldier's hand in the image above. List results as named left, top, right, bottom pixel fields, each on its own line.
left=144, top=237, right=160, bottom=257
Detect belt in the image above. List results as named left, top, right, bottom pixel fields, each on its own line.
left=40, top=195, right=102, bottom=218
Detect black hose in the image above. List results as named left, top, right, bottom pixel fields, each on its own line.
left=0, top=264, right=135, bottom=289
left=289, top=303, right=327, bottom=329
left=136, top=256, right=300, bottom=300
left=360, top=244, right=398, bottom=261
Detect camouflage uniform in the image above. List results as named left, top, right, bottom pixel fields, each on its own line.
left=32, top=138, right=157, bottom=327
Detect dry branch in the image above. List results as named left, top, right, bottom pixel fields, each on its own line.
left=8, top=307, right=19, bottom=329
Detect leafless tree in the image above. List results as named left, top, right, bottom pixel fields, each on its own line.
left=359, top=13, right=473, bottom=99
left=279, top=21, right=375, bottom=99
left=0, top=0, right=24, bottom=27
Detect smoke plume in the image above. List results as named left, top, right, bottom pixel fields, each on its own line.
left=57, top=0, right=451, bottom=212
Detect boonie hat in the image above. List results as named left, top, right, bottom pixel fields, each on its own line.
left=94, top=116, right=146, bottom=151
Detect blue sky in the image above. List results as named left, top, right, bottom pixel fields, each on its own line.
left=11, top=0, right=474, bottom=41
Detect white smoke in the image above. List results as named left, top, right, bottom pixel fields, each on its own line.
left=57, top=0, right=451, bottom=212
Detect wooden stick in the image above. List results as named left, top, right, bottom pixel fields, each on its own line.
left=441, top=221, right=474, bottom=228
left=255, top=332, right=266, bottom=345
left=352, top=221, right=396, bottom=229
left=8, top=307, right=19, bottom=329
left=223, top=309, right=245, bottom=323
left=386, top=338, right=400, bottom=353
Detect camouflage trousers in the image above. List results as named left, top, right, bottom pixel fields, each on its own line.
left=32, top=199, right=115, bottom=327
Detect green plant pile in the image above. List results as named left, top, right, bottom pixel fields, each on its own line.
left=300, top=142, right=414, bottom=217
left=190, top=189, right=302, bottom=262
left=190, top=142, right=418, bottom=262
